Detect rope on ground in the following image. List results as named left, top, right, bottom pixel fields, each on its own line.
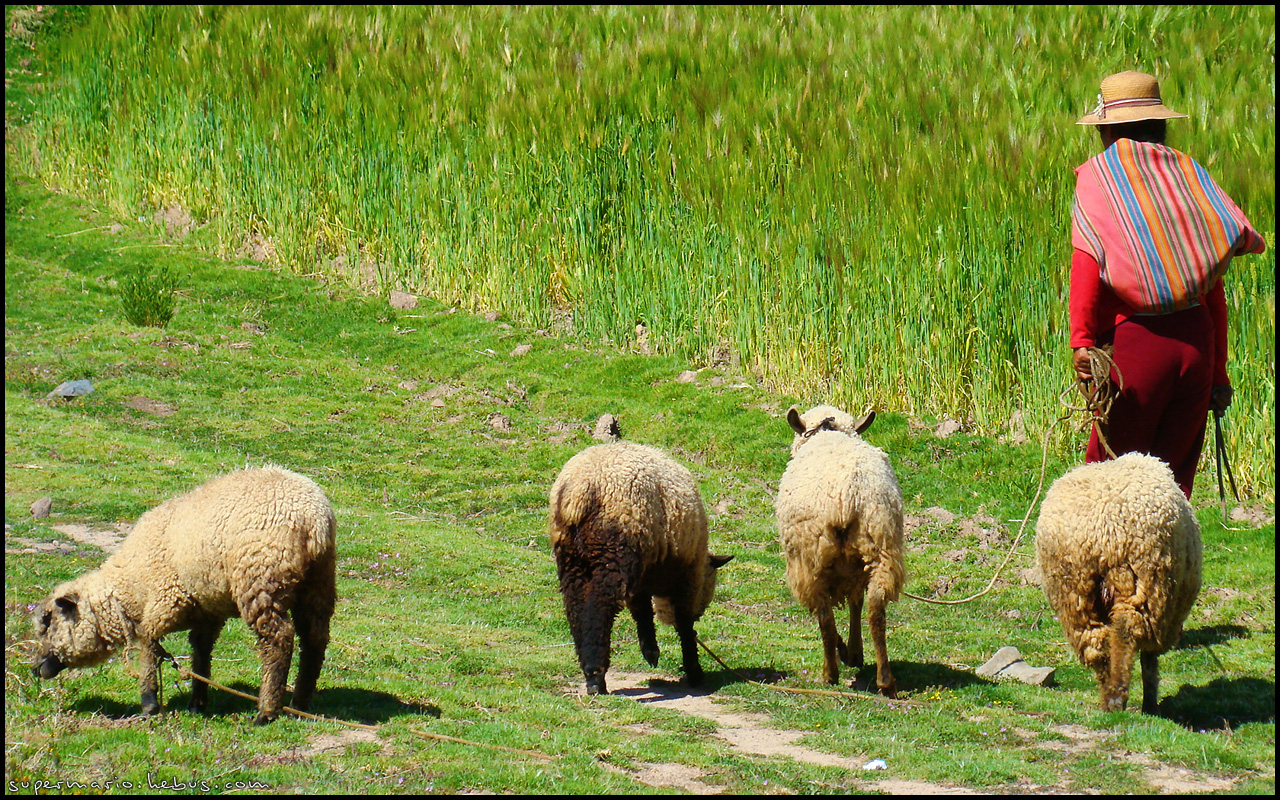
left=903, top=348, right=1118, bottom=606
left=155, top=651, right=554, bottom=762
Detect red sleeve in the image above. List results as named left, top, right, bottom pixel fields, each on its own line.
left=1206, top=278, right=1230, bottom=388
left=1069, top=248, right=1103, bottom=350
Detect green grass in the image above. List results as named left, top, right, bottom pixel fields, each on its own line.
left=4, top=171, right=1274, bottom=795
left=6, top=4, right=1274, bottom=495
left=5, top=6, right=1275, bottom=794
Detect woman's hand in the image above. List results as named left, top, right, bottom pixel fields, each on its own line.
left=1072, top=347, right=1095, bottom=383
left=1209, top=385, right=1233, bottom=415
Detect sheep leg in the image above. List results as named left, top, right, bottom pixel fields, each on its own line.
left=845, top=594, right=864, bottom=668
left=1100, top=616, right=1136, bottom=712
left=817, top=607, right=843, bottom=684
left=290, top=560, right=335, bottom=713
left=671, top=605, right=705, bottom=688
left=1139, top=651, right=1160, bottom=716
left=187, top=619, right=226, bottom=713
left=629, top=594, right=661, bottom=667
left=247, top=605, right=295, bottom=725
left=138, top=638, right=164, bottom=715
left=563, top=569, right=625, bottom=695
left=866, top=587, right=897, bottom=698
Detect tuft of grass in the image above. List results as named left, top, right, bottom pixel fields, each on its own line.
left=118, top=263, right=177, bottom=328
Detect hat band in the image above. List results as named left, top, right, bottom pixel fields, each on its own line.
left=1092, top=93, right=1163, bottom=120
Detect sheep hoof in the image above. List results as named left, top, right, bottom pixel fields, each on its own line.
left=253, top=711, right=278, bottom=726
left=585, top=677, right=608, bottom=696
left=140, top=703, right=161, bottom=717
left=641, top=645, right=660, bottom=667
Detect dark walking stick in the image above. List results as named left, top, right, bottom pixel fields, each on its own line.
left=1213, top=409, right=1239, bottom=523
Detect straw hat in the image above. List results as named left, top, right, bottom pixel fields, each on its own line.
left=1076, top=70, right=1187, bottom=126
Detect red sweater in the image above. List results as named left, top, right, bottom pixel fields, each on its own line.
left=1069, top=247, right=1230, bottom=388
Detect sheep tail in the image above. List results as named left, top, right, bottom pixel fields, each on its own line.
left=306, top=504, right=338, bottom=563
left=551, top=481, right=600, bottom=542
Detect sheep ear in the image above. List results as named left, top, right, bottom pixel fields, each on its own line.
left=786, top=407, right=806, bottom=435
left=55, top=595, right=79, bottom=617
left=854, top=410, right=876, bottom=434
left=709, top=554, right=734, bottom=568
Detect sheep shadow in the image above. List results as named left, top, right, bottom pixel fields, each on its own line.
left=1174, top=624, right=1249, bottom=650
left=72, top=683, right=441, bottom=725
left=884, top=660, right=995, bottom=693
left=1160, top=676, right=1275, bottom=731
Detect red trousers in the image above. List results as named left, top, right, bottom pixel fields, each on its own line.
left=1088, top=304, right=1214, bottom=497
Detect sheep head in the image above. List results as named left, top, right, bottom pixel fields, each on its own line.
left=31, top=577, right=123, bottom=679
left=653, top=553, right=734, bottom=626
left=787, top=405, right=875, bottom=456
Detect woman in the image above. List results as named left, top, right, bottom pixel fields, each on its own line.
left=1070, top=70, right=1265, bottom=497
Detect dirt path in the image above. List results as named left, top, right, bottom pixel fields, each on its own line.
left=570, top=671, right=976, bottom=794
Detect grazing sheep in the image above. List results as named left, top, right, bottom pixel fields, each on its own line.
left=1035, top=452, right=1202, bottom=714
left=549, top=440, right=732, bottom=694
left=32, top=466, right=336, bottom=725
left=775, top=405, right=905, bottom=697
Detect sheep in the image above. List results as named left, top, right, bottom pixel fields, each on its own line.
left=775, top=405, right=905, bottom=697
left=1035, top=452, right=1202, bottom=714
left=549, top=439, right=732, bottom=695
left=31, top=465, right=336, bottom=725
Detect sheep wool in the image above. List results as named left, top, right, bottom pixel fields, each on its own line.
left=549, top=440, right=731, bottom=695
left=775, top=405, right=904, bottom=697
left=1036, top=452, right=1202, bottom=714
left=32, top=465, right=336, bottom=725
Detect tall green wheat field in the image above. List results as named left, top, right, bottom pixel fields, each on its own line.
left=10, top=5, right=1275, bottom=494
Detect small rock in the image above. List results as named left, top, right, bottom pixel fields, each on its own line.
left=388, top=290, right=418, bottom=310
left=510, top=344, right=532, bottom=357
left=31, top=497, right=53, bottom=518
left=934, top=418, right=962, bottom=438
left=593, top=414, right=621, bottom=442
left=488, top=413, right=512, bottom=432
left=675, top=370, right=698, bottom=383
left=1018, top=566, right=1042, bottom=586
left=484, top=311, right=501, bottom=322
left=923, top=506, right=956, bottom=525
left=975, top=646, right=1055, bottom=686
left=48, top=379, right=94, bottom=400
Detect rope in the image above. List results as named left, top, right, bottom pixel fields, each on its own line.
left=903, top=347, right=1117, bottom=606
left=1060, top=345, right=1123, bottom=459
left=154, top=650, right=554, bottom=762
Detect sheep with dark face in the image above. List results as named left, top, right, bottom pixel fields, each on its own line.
left=775, top=405, right=905, bottom=697
left=549, top=440, right=732, bottom=695
left=1036, top=453, right=1201, bottom=714
left=31, top=465, right=336, bottom=725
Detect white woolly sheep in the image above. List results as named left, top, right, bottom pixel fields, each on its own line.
left=32, top=465, right=336, bottom=725
left=1036, top=452, right=1202, bottom=714
left=775, top=405, right=905, bottom=697
left=549, top=440, right=732, bottom=694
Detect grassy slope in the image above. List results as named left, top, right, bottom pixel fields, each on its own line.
left=4, top=173, right=1274, bottom=794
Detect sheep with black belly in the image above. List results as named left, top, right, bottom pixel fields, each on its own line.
left=1035, top=452, right=1201, bottom=714
left=31, top=465, right=336, bottom=725
left=549, top=440, right=732, bottom=695
left=775, top=405, right=905, bottom=697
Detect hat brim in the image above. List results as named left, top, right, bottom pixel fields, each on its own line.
left=1077, top=105, right=1188, bottom=125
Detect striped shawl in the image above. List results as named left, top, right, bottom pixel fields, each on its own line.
left=1072, top=139, right=1265, bottom=313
